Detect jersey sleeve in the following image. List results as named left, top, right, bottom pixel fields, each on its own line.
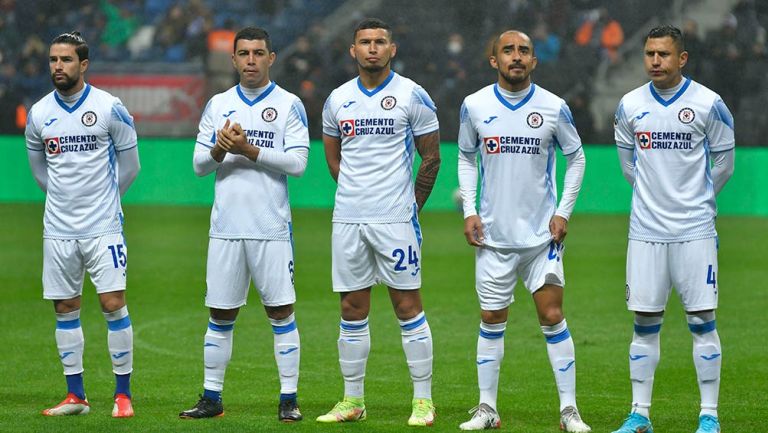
left=196, top=99, right=217, bottom=149
left=408, top=86, right=439, bottom=136
left=24, top=107, right=44, bottom=151
left=284, top=98, right=310, bottom=150
left=109, top=99, right=138, bottom=152
left=614, top=99, right=634, bottom=149
left=554, top=101, right=582, bottom=155
left=322, top=93, right=340, bottom=137
left=457, top=101, right=479, bottom=153
left=705, top=99, right=735, bottom=152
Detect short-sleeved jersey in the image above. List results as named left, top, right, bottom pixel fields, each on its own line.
left=614, top=78, right=735, bottom=242
left=25, top=84, right=138, bottom=239
left=195, top=82, right=309, bottom=240
left=322, top=71, right=439, bottom=223
left=459, top=84, right=582, bottom=249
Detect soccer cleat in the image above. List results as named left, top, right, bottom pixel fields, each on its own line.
left=459, top=403, right=501, bottom=430
left=612, top=412, right=654, bottom=433
left=179, top=395, right=224, bottom=419
left=560, top=406, right=591, bottom=432
left=408, top=398, right=436, bottom=427
left=695, top=415, right=721, bottom=433
left=278, top=398, right=303, bottom=422
left=112, top=393, right=134, bottom=418
left=41, top=393, right=90, bottom=416
left=316, top=397, right=366, bottom=423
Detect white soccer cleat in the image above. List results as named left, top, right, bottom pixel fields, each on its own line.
left=459, top=403, right=501, bottom=430
left=41, top=393, right=90, bottom=416
left=560, top=406, right=591, bottom=432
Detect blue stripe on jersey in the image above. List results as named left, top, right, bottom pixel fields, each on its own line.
left=107, top=316, right=132, bottom=331
left=545, top=328, right=571, bottom=344
left=712, top=100, right=734, bottom=130
left=411, top=203, right=422, bottom=246
left=649, top=77, right=691, bottom=107
left=545, top=142, right=556, bottom=206
left=400, top=313, right=426, bottom=330
left=292, top=100, right=308, bottom=127
left=108, top=137, right=119, bottom=193
left=356, top=70, right=394, bottom=97
left=272, top=320, right=297, bottom=334
left=479, top=156, right=486, bottom=211
left=404, top=125, right=415, bottom=160
left=340, top=319, right=368, bottom=331
left=208, top=321, right=234, bottom=332
left=689, top=320, right=716, bottom=334
left=236, top=82, right=276, bottom=106
left=413, top=87, right=437, bottom=112
left=288, top=221, right=295, bottom=256
left=459, top=102, right=469, bottom=123
left=56, top=318, right=81, bottom=330
left=111, top=103, right=135, bottom=128
left=480, top=328, right=504, bottom=339
left=493, top=83, right=535, bottom=111
left=54, top=83, right=91, bottom=113
left=703, top=138, right=714, bottom=193
left=27, top=108, right=33, bottom=125
left=560, top=104, right=575, bottom=126
left=634, top=323, right=661, bottom=334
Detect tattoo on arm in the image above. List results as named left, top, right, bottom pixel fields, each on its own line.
left=414, top=131, right=441, bottom=211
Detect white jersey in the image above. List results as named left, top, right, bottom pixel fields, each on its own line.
left=322, top=71, right=439, bottom=223
left=25, top=84, right=138, bottom=239
left=195, top=82, right=309, bottom=240
left=614, top=78, right=735, bottom=242
left=459, top=84, right=582, bottom=248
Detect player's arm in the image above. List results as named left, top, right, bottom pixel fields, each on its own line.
left=414, top=130, right=441, bottom=211
left=551, top=102, right=585, bottom=243
left=614, top=100, right=636, bottom=185
left=25, top=110, right=48, bottom=191
left=711, top=149, right=734, bottom=195
left=109, top=101, right=141, bottom=195
left=617, top=147, right=635, bottom=184
left=457, top=101, right=483, bottom=246
left=193, top=101, right=227, bottom=176
left=251, top=99, right=310, bottom=177
left=116, top=147, right=140, bottom=196
left=705, top=99, right=736, bottom=195
left=323, top=134, right=341, bottom=182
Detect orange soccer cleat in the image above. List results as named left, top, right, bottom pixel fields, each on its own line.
left=42, top=393, right=90, bottom=416
left=112, top=393, right=134, bottom=418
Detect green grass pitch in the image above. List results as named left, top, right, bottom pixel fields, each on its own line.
left=1, top=203, right=766, bottom=432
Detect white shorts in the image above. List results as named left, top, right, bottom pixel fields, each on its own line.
left=206, top=238, right=295, bottom=309
left=43, top=233, right=128, bottom=300
left=332, top=222, right=422, bottom=292
left=475, top=241, right=565, bottom=311
left=626, top=238, right=719, bottom=312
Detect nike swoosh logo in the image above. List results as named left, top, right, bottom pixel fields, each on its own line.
left=60, top=351, right=74, bottom=359
left=45, top=118, right=58, bottom=126
left=279, top=347, right=298, bottom=355
left=700, top=353, right=721, bottom=361
left=635, top=111, right=650, bottom=120
left=483, top=116, right=498, bottom=124
left=476, top=358, right=494, bottom=365
left=204, top=342, right=219, bottom=347
left=558, top=360, right=575, bottom=372
left=112, top=351, right=130, bottom=359
left=629, top=354, right=648, bottom=361
left=223, top=110, right=235, bottom=117
left=342, top=101, right=356, bottom=108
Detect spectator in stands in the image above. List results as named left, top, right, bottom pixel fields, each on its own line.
left=153, top=3, right=188, bottom=62
left=284, top=36, right=321, bottom=88
left=185, top=0, right=212, bottom=62
left=682, top=19, right=704, bottom=80
left=706, top=14, right=743, bottom=108
left=99, top=1, right=138, bottom=60
left=575, top=7, right=624, bottom=64
left=532, top=21, right=561, bottom=64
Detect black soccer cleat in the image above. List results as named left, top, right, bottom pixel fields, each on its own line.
left=179, top=395, right=224, bottom=419
left=278, top=398, right=303, bottom=422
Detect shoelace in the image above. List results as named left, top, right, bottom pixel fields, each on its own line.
left=412, top=400, right=432, bottom=417
left=700, top=416, right=718, bottom=430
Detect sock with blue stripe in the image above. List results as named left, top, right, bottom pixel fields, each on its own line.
left=542, top=319, right=577, bottom=411
left=338, top=317, right=370, bottom=398
left=104, top=306, right=132, bottom=397
left=629, top=314, right=663, bottom=418
left=399, top=311, right=433, bottom=399
left=56, top=309, right=85, bottom=399
left=477, top=321, right=505, bottom=410
left=203, top=317, right=235, bottom=399
left=688, top=311, right=720, bottom=418
left=270, top=313, right=300, bottom=396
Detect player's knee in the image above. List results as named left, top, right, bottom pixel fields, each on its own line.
left=480, top=309, right=508, bottom=324
left=210, top=307, right=239, bottom=321
left=537, top=308, right=563, bottom=326
left=265, top=304, right=293, bottom=320
left=99, top=291, right=125, bottom=313
left=53, top=298, right=81, bottom=314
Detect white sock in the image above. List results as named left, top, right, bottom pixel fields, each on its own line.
left=477, top=321, right=505, bottom=410
left=629, top=314, right=663, bottom=418
left=688, top=312, right=720, bottom=418
left=203, top=318, right=235, bottom=393
left=270, top=313, right=300, bottom=395
left=542, top=319, right=577, bottom=411
left=104, top=306, right=133, bottom=375
left=338, top=317, right=370, bottom=398
left=399, top=311, right=433, bottom=400
left=56, top=309, right=84, bottom=375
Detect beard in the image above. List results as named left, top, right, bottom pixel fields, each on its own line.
left=498, top=68, right=529, bottom=87
left=51, top=73, right=79, bottom=92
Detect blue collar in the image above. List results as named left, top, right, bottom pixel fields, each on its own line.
left=494, top=83, right=535, bottom=111
left=237, top=82, right=276, bottom=106
left=649, top=77, right=691, bottom=107
left=54, top=83, right=91, bottom=113
left=356, top=70, right=395, bottom=97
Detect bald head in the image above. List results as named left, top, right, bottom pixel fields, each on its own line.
left=492, top=30, right=533, bottom=57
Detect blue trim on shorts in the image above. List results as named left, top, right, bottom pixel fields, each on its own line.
left=634, top=323, right=662, bottom=334
left=688, top=320, right=716, bottom=334
left=272, top=321, right=297, bottom=334
left=208, top=321, right=234, bottom=332
left=479, top=329, right=505, bottom=339
left=340, top=320, right=368, bottom=331
left=106, top=316, right=132, bottom=331
left=411, top=204, right=422, bottom=247
left=400, top=313, right=426, bottom=330
left=57, top=318, right=81, bottom=330
left=545, top=328, right=571, bottom=344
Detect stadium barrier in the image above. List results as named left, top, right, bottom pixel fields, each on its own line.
left=2, top=136, right=766, bottom=216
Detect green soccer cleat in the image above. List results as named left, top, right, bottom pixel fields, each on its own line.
left=316, top=396, right=366, bottom=423
left=408, top=398, right=436, bottom=427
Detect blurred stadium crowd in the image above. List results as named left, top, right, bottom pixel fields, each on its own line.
left=0, top=0, right=766, bottom=145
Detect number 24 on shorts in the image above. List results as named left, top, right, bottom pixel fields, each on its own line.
left=392, top=245, right=420, bottom=276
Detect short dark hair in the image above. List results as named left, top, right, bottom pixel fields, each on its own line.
left=51, top=31, right=89, bottom=61
left=353, top=18, right=392, bottom=42
left=234, top=27, right=272, bottom=53
left=645, top=25, right=685, bottom=53
left=491, top=30, right=534, bottom=57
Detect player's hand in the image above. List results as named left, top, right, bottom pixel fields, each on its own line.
left=215, top=119, right=233, bottom=151
left=221, top=122, right=257, bottom=159
left=549, top=215, right=568, bottom=243
left=464, top=215, right=485, bottom=247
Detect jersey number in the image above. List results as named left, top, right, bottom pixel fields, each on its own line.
left=706, top=264, right=716, bottom=289
left=107, top=244, right=127, bottom=268
left=392, top=246, right=420, bottom=275
left=289, top=260, right=295, bottom=285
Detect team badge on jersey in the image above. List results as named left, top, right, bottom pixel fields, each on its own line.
left=45, top=137, right=61, bottom=154
left=527, top=112, right=543, bottom=128
left=340, top=119, right=355, bottom=137
left=262, top=107, right=278, bottom=122
left=678, top=107, right=695, bottom=124
left=483, top=136, right=501, bottom=154
left=381, top=96, right=397, bottom=110
left=636, top=132, right=652, bottom=149
left=81, top=111, right=97, bottom=127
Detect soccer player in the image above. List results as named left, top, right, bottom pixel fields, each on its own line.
left=456, top=30, right=591, bottom=432
left=25, top=31, right=140, bottom=418
left=611, top=25, right=734, bottom=433
left=316, top=18, right=441, bottom=427
left=179, top=27, right=309, bottom=422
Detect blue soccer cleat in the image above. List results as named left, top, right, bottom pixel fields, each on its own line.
left=612, top=412, right=653, bottom=433
left=695, top=415, right=720, bottom=433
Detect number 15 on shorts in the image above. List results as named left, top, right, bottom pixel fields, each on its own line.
left=107, top=244, right=127, bottom=268
left=393, top=245, right=420, bottom=276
